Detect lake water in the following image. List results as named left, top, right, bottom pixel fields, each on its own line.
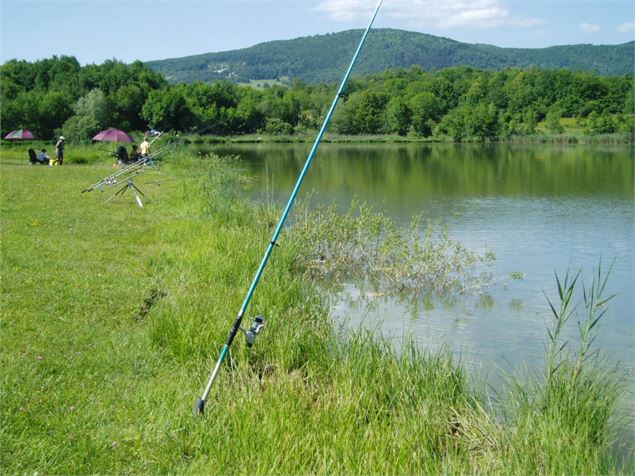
left=213, top=142, right=634, bottom=416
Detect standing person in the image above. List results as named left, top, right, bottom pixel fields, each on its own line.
left=55, top=136, right=65, bottom=165
left=139, top=135, right=151, bottom=158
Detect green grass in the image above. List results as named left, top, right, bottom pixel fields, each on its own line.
left=535, top=117, right=584, bottom=135
left=1, top=141, right=123, bottom=165
left=244, top=78, right=290, bottom=89
left=1, top=146, right=632, bottom=474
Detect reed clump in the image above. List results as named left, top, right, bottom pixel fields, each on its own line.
left=290, top=202, right=495, bottom=296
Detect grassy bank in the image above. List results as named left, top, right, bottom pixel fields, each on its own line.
left=1, top=151, right=631, bottom=474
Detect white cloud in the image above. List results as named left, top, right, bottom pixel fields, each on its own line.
left=617, top=22, right=635, bottom=33
left=314, top=0, right=544, bottom=29
left=579, top=22, right=600, bottom=33
left=315, top=0, right=375, bottom=22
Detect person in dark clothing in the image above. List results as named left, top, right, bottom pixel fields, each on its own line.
left=116, top=145, right=130, bottom=166
left=129, top=144, right=141, bottom=162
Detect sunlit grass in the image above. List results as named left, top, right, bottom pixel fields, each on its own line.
left=1, top=150, right=631, bottom=474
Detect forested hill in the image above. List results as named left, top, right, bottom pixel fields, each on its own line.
left=145, top=29, right=634, bottom=84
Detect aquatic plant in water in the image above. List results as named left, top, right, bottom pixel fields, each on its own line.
left=290, top=201, right=495, bottom=297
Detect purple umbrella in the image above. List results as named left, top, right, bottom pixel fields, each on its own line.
left=4, top=129, right=36, bottom=141
left=92, top=128, right=134, bottom=143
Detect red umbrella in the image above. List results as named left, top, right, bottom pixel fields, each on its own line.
left=4, top=129, right=36, bottom=140
left=92, top=128, right=134, bottom=143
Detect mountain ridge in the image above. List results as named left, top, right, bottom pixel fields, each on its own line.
left=145, top=28, right=634, bottom=84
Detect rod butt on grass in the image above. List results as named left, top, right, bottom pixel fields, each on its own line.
left=193, top=397, right=205, bottom=416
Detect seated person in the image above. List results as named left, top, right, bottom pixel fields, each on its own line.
left=116, top=145, right=130, bottom=166
left=37, top=149, right=51, bottom=165
left=129, top=144, right=141, bottom=162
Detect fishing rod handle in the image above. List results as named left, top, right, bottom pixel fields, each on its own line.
left=195, top=310, right=245, bottom=414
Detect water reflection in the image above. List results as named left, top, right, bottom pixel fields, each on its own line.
left=211, top=142, right=634, bottom=429
left=213, top=143, right=633, bottom=203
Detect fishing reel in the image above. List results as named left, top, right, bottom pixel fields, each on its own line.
left=242, top=315, right=265, bottom=347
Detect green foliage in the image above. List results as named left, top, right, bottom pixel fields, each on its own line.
left=1, top=55, right=632, bottom=143
left=586, top=111, right=617, bottom=134
left=385, top=97, right=411, bottom=135
left=617, top=114, right=635, bottom=135
left=546, top=109, right=565, bottom=134
left=61, top=114, right=100, bottom=144
left=334, top=90, right=388, bottom=134
left=142, top=86, right=194, bottom=131
left=410, top=92, right=442, bottom=136
left=435, top=103, right=499, bottom=142
left=523, top=107, right=538, bottom=135
left=0, top=56, right=165, bottom=139
left=74, top=89, right=112, bottom=128
left=112, top=84, right=147, bottom=130
left=264, top=117, right=293, bottom=135
left=625, top=87, right=635, bottom=115
left=472, top=103, right=500, bottom=141
left=1, top=88, right=73, bottom=139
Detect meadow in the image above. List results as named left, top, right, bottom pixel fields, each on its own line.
left=1, top=146, right=632, bottom=474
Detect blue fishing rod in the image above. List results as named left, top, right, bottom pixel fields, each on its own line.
left=194, top=0, right=383, bottom=415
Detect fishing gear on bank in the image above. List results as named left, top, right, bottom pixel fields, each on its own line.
left=193, top=0, right=384, bottom=416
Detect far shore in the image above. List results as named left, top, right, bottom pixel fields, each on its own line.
left=1, top=132, right=632, bottom=153
left=184, top=132, right=634, bottom=145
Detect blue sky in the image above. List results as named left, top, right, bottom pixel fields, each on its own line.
left=1, top=0, right=633, bottom=65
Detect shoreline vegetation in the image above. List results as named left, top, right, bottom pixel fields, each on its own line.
left=185, top=131, right=634, bottom=145
left=2, top=130, right=633, bottom=154
left=1, top=151, right=632, bottom=473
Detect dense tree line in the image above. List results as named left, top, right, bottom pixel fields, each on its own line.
left=332, top=66, right=634, bottom=139
left=1, top=57, right=632, bottom=143
left=1, top=56, right=165, bottom=141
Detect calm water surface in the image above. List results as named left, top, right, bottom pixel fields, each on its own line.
left=214, top=142, right=634, bottom=407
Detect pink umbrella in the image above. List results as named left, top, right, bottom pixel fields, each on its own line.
left=4, top=129, right=36, bottom=140
left=92, top=128, right=134, bottom=143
